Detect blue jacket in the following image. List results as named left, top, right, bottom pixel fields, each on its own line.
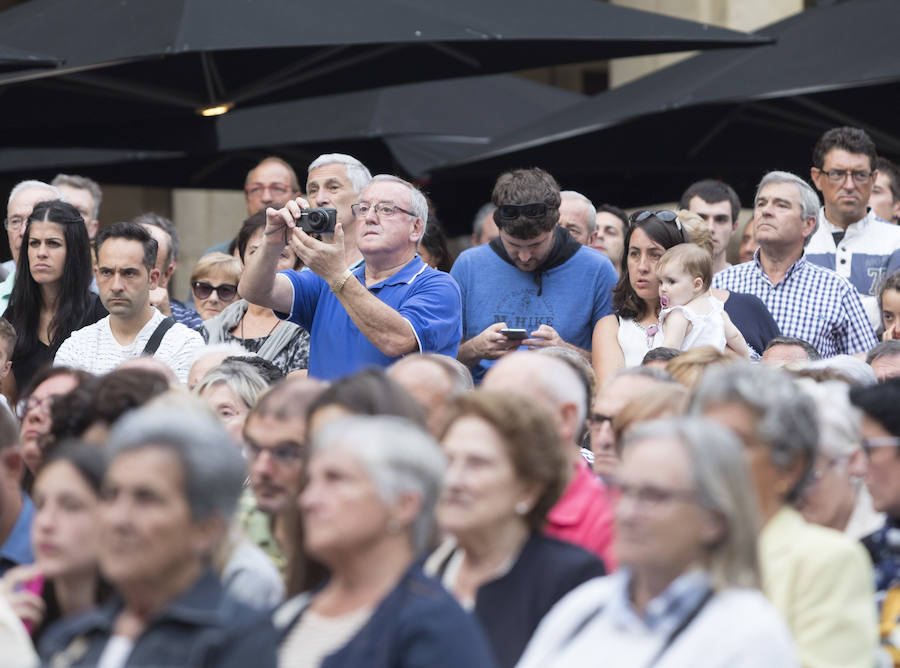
left=38, top=571, right=277, bottom=667
left=274, top=563, right=498, bottom=668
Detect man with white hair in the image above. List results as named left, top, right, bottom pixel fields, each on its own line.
left=483, top=351, right=615, bottom=568
left=306, top=153, right=372, bottom=268
left=713, top=170, right=876, bottom=356
left=1, top=180, right=62, bottom=310
left=240, top=174, right=461, bottom=381
left=51, top=173, right=102, bottom=239
left=557, top=191, right=596, bottom=246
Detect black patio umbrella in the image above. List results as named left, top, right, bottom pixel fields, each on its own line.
left=0, top=44, right=61, bottom=73
left=0, top=0, right=769, bottom=145
left=429, top=0, right=900, bottom=208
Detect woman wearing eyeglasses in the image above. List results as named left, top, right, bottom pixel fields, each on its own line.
left=190, top=252, right=242, bottom=322
left=3, top=200, right=106, bottom=400
left=202, top=213, right=310, bottom=375
left=592, top=211, right=689, bottom=385
left=516, top=417, right=797, bottom=668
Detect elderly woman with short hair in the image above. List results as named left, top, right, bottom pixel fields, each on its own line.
left=275, top=415, right=496, bottom=668
left=425, top=391, right=605, bottom=668
left=38, top=400, right=278, bottom=668
left=516, top=417, right=797, bottom=668
left=795, top=379, right=883, bottom=539
left=195, top=359, right=269, bottom=446
left=693, top=364, right=877, bottom=668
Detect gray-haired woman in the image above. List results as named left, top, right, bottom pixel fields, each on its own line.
left=38, top=400, right=278, bottom=668
left=516, top=417, right=796, bottom=668
left=274, top=415, right=496, bottom=668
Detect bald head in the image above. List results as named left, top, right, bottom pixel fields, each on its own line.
left=483, top=351, right=586, bottom=446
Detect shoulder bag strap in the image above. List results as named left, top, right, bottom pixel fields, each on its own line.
left=142, top=317, right=175, bottom=356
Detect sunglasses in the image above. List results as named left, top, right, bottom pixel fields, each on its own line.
left=629, top=210, right=683, bottom=230
left=496, top=202, right=549, bottom=220
left=191, top=281, right=238, bottom=301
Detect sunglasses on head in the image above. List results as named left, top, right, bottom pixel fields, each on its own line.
left=191, top=281, right=238, bottom=301
left=629, top=210, right=682, bottom=230
left=496, top=202, right=549, bottom=220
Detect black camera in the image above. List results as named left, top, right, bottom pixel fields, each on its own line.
left=298, top=207, right=337, bottom=234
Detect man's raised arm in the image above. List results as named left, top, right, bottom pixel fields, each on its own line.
left=238, top=201, right=302, bottom=314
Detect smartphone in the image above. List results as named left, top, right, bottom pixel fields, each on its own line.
left=19, top=575, right=44, bottom=633
left=499, top=328, right=528, bottom=340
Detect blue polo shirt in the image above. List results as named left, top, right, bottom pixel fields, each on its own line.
left=278, top=257, right=462, bottom=381
left=0, top=494, right=34, bottom=576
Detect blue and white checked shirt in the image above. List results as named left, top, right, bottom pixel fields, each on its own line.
left=712, top=251, right=876, bottom=357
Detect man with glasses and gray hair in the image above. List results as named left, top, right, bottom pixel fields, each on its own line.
left=51, top=173, right=102, bottom=240
left=451, top=168, right=617, bottom=383
left=807, top=127, right=900, bottom=329
left=713, top=170, right=876, bottom=356
left=240, top=174, right=461, bottom=380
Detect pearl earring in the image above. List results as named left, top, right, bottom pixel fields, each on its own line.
left=515, top=501, right=529, bottom=515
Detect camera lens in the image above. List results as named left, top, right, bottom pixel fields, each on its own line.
left=307, top=210, right=325, bottom=231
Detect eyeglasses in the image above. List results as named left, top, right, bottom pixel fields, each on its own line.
left=16, top=395, right=54, bottom=419
left=496, top=202, right=549, bottom=220
left=861, top=436, right=900, bottom=457
left=245, top=183, right=292, bottom=198
left=191, top=281, right=238, bottom=301
left=614, top=482, right=698, bottom=509
left=245, top=441, right=304, bottom=464
left=3, top=216, right=26, bottom=231
left=808, top=456, right=847, bottom=484
left=815, top=169, right=874, bottom=185
left=351, top=202, right=416, bottom=219
left=629, top=209, right=683, bottom=230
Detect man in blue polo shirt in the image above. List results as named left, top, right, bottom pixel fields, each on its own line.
left=239, top=174, right=461, bottom=380
left=0, top=408, right=33, bottom=576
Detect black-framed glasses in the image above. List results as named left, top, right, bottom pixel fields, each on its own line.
left=351, top=202, right=416, bottom=219
left=245, top=183, right=292, bottom=198
left=245, top=441, right=304, bottom=464
left=496, top=202, right=548, bottom=220
left=814, top=169, right=874, bottom=185
left=861, top=436, right=900, bottom=457
left=191, top=281, right=238, bottom=301
left=629, top=209, right=683, bottom=230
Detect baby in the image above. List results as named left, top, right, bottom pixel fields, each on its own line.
left=655, top=244, right=749, bottom=357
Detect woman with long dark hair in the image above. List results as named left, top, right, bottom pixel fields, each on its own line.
left=3, top=200, right=105, bottom=398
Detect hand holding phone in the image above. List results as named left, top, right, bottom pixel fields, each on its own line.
left=499, top=328, right=528, bottom=340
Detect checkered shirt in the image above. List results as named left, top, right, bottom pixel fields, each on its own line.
left=712, top=252, right=876, bottom=357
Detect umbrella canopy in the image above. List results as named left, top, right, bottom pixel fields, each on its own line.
left=0, top=0, right=769, bottom=135
left=0, top=43, right=61, bottom=73
left=430, top=0, right=900, bottom=206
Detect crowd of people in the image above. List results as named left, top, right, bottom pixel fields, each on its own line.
left=0, top=125, right=899, bottom=667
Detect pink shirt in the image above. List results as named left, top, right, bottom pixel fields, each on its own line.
left=544, top=460, right=617, bottom=570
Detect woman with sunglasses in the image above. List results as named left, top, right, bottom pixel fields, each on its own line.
left=202, top=213, right=310, bottom=375
left=592, top=210, right=689, bottom=385
left=190, top=252, right=242, bottom=321
left=3, top=200, right=106, bottom=399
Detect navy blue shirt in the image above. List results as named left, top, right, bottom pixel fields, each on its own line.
left=278, top=256, right=462, bottom=380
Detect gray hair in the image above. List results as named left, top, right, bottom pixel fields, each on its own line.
left=764, top=335, right=821, bottom=361
left=312, top=416, right=446, bottom=553
left=755, top=171, right=820, bottom=246
left=801, top=355, right=878, bottom=386
left=690, top=363, right=817, bottom=503
left=106, top=399, right=247, bottom=522
left=188, top=342, right=255, bottom=368
left=471, top=202, right=496, bottom=238
left=623, top=417, right=761, bottom=591
left=51, top=174, right=103, bottom=219
left=132, top=212, right=178, bottom=263
left=417, top=354, right=474, bottom=395
left=7, top=180, right=62, bottom=210
left=867, top=340, right=900, bottom=365
left=560, top=191, right=598, bottom=235
left=308, top=153, right=372, bottom=194
left=194, top=362, right=269, bottom=410
left=367, top=174, right=429, bottom=227
left=795, top=379, right=861, bottom=459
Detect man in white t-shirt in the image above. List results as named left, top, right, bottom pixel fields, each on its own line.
left=54, top=222, right=203, bottom=382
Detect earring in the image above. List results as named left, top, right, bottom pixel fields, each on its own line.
left=515, top=501, right=530, bottom=516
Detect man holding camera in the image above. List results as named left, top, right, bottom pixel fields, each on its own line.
left=239, top=174, right=462, bottom=381
left=451, top=168, right=617, bottom=383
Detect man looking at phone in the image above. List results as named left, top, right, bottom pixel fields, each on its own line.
left=239, top=174, right=462, bottom=381
left=451, top=168, right=617, bottom=383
